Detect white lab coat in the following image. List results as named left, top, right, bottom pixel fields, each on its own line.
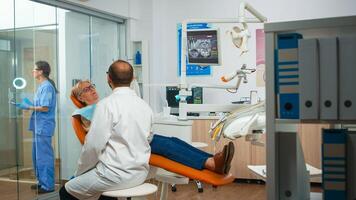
left=65, top=87, right=153, bottom=200
left=130, top=78, right=141, bottom=98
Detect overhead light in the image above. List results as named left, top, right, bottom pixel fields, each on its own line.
left=229, top=23, right=250, bottom=56
left=209, top=101, right=265, bottom=141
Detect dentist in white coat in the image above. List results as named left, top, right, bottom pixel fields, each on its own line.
left=59, top=60, right=153, bottom=200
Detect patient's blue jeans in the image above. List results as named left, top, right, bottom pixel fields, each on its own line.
left=150, top=134, right=212, bottom=170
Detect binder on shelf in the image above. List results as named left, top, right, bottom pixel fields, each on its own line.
left=275, top=33, right=303, bottom=119
left=319, top=38, right=338, bottom=120
left=347, top=131, right=356, bottom=200
left=338, top=36, right=356, bottom=120
left=298, top=39, right=319, bottom=120
left=322, top=129, right=347, bottom=200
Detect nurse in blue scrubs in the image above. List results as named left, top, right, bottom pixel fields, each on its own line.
left=18, top=61, right=58, bottom=193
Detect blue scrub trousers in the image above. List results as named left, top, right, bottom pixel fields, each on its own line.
left=150, top=134, right=213, bottom=170
left=32, top=133, right=55, bottom=191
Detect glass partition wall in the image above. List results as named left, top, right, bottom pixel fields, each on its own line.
left=0, top=1, right=126, bottom=199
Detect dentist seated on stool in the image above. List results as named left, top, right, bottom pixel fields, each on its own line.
left=60, top=60, right=154, bottom=200
left=70, top=77, right=235, bottom=176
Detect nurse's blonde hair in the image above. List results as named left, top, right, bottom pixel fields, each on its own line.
left=71, top=80, right=91, bottom=105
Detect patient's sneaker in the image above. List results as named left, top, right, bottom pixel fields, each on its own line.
left=224, top=141, right=235, bottom=174
left=213, top=145, right=229, bottom=174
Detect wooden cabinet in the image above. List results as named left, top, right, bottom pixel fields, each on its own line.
left=192, top=120, right=323, bottom=181
left=297, top=123, right=329, bottom=183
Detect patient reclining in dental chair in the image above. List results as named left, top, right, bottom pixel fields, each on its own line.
left=71, top=80, right=236, bottom=178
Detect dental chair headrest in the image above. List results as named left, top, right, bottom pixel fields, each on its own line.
left=70, top=94, right=87, bottom=145
left=70, top=94, right=85, bottom=109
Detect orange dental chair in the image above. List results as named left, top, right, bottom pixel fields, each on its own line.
left=70, top=94, right=234, bottom=190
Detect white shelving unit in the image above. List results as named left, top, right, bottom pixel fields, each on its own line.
left=265, top=16, right=356, bottom=200
left=131, top=40, right=150, bottom=104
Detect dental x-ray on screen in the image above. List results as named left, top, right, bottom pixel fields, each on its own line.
left=187, top=29, right=220, bottom=66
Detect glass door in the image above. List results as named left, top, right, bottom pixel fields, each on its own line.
left=90, top=17, right=121, bottom=97
left=0, top=1, right=18, bottom=199
left=0, top=1, right=126, bottom=199
left=15, top=26, right=58, bottom=200
left=0, top=0, right=59, bottom=199
left=57, top=8, right=91, bottom=181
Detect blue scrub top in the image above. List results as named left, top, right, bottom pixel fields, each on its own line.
left=29, top=80, right=57, bottom=136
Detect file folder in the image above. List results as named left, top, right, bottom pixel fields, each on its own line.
left=347, top=131, right=356, bottom=200
left=339, top=36, right=356, bottom=120
left=275, top=33, right=303, bottom=119
left=322, top=129, right=347, bottom=200
left=298, top=39, right=319, bottom=120
left=319, top=38, right=338, bottom=120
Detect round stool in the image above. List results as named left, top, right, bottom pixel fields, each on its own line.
left=102, top=183, right=157, bottom=200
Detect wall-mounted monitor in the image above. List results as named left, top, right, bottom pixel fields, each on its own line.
left=187, top=29, right=220, bottom=66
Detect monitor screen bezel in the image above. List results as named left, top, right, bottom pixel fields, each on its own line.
left=186, top=28, right=221, bottom=66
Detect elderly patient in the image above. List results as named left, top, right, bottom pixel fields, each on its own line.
left=70, top=70, right=235, bottom=177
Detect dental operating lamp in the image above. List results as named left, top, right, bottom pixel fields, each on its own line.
left=209, top=101, right=265, bottom=144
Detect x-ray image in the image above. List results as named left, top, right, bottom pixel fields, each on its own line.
left=189, top=39, right=212, bottom=58
left=187, top=29, right=220, bottom=65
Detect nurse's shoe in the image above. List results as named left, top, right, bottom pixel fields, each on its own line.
left=30, top=184, right=40, bottom=190
left=37, top=188, right=54, bottom=194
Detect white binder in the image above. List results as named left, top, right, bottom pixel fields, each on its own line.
left=298, top=39, right=319, bottom=119
left=347, top=132, right=356, bottom=200
left=339, top=36, right=356, bottom=120
left=319, top=38, right=338, bottom=120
